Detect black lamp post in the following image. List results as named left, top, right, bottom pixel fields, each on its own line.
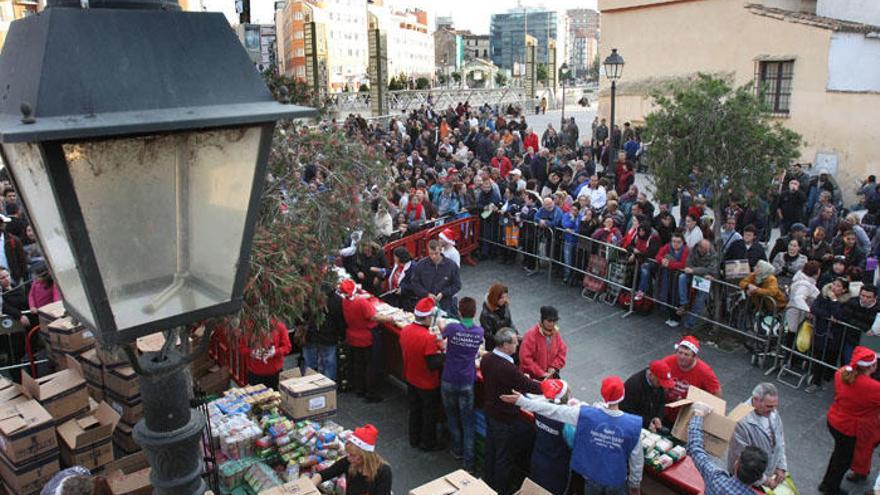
left=603, top=48, right=625, bottom=181
left=0, top=1, right=316, bottom=493
left=559, top=62, right=570, bottom=128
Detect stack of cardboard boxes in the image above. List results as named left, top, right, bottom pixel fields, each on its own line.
left=102, top=361, right=142, bottom=455
left=57, top=402, right=120, bottom=471
left=46, top=316, right=96, bottom=370
left=0, top=394, right=59, bottom=494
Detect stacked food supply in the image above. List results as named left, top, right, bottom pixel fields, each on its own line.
left=640, top=429, right=688, bottom=472
left=210, top=385, right=353, bottom=495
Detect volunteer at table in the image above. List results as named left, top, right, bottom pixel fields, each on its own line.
left=663, top=336, right=721, bottom=423
left=339, top=279, right=395, bottom=402
left=502, top=375, right=643, bottom=495
left=239, top=317, right=291, bottom=391
left=311, top=424, right=392, bottom=495
left=819, top=346, right=880, bottom=495
left=400, top=297, right=445, bottom=451
left=529, top=379, right=574, bottom=495
left=620, top=359, right=674, bottom=431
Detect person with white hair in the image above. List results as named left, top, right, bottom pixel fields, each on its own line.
left=727, top=383, right=788, bottom=489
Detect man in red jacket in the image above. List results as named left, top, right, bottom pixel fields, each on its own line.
left=239, top=318, right=292, bottom=391
left=523, top=127, right=539, bottom=155
left=490, top=148, right=513, bottom=179
left=400, top=297, right=445, bottom=451
left=519, top=306, right=567, bottom=380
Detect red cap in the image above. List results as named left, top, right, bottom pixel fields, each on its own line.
left=850, top=346, right=877, bottom=369
left=675, top=336, right=700, bottom=354
left=649, top=360, right=674, bottom=389
left=601, top=376, right=625, bottom=405
left=414, top=297, right=436, bottom=318
left=541, top=379, right=569, bottom=403
left=439, top=228, right=457, bottom=246
left=339, top=279, right=357, bottom=298
left=349, top=424, right=378, bottom=452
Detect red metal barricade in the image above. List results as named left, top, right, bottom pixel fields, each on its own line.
left=209, top=327, right=249, bottom=387
left=382, top=216, right=481, bottom=265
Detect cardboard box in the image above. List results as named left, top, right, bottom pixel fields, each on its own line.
left=667, top=386, right=753, bottom=458
left=258, top=478, right=321, bottom=495
left=77, top=348, right=104, bottom=385
left=0, top=400, right=57, bottom=464
left=48, top=317, right=95, bottom=353
left=95, top=342, right=127, bottom=368
left=21, top=366, right=89, bottom=423
left=196, top=365, right=230, bottom=395
left=0, top=378, right=24, bottom=405
left=37, top=301, right=66, bottom=340
left=104, top=451, right=151, bottom=495
left=513, top=479, right=552, bottom=495
left=113, top=421, right=140, bottom=454
left=105, top=390, right=143, bottom=425
left=104, top=366, right=139, bottom=401
left=86, top=381, right=105, bottom=402
left=0, top=448, right=59, bottom=495
left=279, top=369, right=336, bottom=421
left=409, top=469, right=496, bottom=495
left=58, top=401, right=120, bottom=470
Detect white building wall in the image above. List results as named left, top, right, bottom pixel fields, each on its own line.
left=324, top=0, right=369, bottom=90
left=817, top=0, right=880, bottom=27
left=827, top=32, right=880, bottom=92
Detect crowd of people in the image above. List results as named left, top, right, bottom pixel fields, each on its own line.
left=290, top=102, right=880, bottom=495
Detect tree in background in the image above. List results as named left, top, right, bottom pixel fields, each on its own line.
left=645, top=73, right=801, bottom=235
left=536, top=63, right=549, bottom=84
left=261, top=69, right=313, bottom=106
left=415, top=77, right=431, bottom=90
left=358, top=83, right=369, bottom=93
left=451, top=72, right=462, bottom=85
left=437, top=73, right=448, bottom=86
left=494, top=71, right=508, bottom=87
left=589, top=54, right=600, bottom=81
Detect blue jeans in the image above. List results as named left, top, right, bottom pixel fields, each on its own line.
left=638, top=262, right=655, bottom=293
left=678, top=273, right=709, bottom=329
left=441, top=381, right=475, bottom=467
left=302, top=343, right=337, bottom=381
left=563, top=243, right=576, bottom=281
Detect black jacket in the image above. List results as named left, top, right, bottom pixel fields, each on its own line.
left=305, top=290, right=346, bottom=347
left=479, top=301, right=515, bottom=351
left=1, top=283, right=28, bottom=320
left=620, top=369, right=667, bottom=429
left=840, top=299, right=879, bottom=346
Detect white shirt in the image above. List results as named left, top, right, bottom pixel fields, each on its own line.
left=492, top=348, right=514, bottom=364
left=684, top=226, right=704, bottom=250
left=589, top=186, right=607, bottom=210
left=0, top=233, right=7, bottom=281
left=443, top=246, right=461, bottom=268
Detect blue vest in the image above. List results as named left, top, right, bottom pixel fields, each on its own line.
left=570, top=406, right=641, bottom=488
left=531, top=414, right=572, bottom=495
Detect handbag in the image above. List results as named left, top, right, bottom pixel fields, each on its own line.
left=761, top=474, right=800, bottom=495
left=796, top=320, right=813, bottom=353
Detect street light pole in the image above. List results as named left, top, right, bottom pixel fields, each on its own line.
left=609, top=79, right=616, bottom=175
left=602, top=48, right=624, bottom=183
left=559, top=62, right=569, bottom=128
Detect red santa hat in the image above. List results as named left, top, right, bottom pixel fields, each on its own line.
left=339, top=279, right=357, bottom=299
left=414, top=297, right=436, bottom=318
left=847, top=346, right=877, bottom=371
left=601, top=375, right=625, bottom=405
left=675, top=335, right=700, bottom=355
left=541, top=379, right=569, bottom=403
left=439, top=228, right=457, bottom=246
left=348, top=424, right=378, bottom=452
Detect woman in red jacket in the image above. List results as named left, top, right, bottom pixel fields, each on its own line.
left=519, top=306, right=567, bottom=380
left=819, top=346, right=880, bottom=494
left=239, top=318, right=292, bottom=391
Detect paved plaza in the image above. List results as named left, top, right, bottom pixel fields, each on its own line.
left=329, top=258, right=870, bottom=494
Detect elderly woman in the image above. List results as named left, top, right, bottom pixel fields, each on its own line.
left=772, top=238, right=808, bottom=287
left=785, top=260, right=822, bottom=334
left=739, top=260, right=788, bottom=310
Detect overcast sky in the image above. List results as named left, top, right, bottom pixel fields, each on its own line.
left=386, top=0, right=599, bottom=34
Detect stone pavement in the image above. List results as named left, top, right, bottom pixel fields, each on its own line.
left=329, top=259, right=869, bottom=494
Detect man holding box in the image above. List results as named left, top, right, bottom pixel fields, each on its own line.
left=663, top=336, right=722, bottom=424
left=727, top=383, right=787, bottom=489
left=688, top=401, right=768, bottom=495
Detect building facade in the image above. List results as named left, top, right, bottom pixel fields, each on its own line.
left=370, top=5, right=433, bottom=80
left=490, top=9, right=559, bottom=73
left=565, top=8, right=600, bottom=78
left=597, top=0, right=880, bottom=198
left=275, top=0, right=368, bottom=91
left=434, top=26, right=463, bottom=80
left=0, top=0, right=38, bottom=49
left=463, top=34, right=490, bottom=62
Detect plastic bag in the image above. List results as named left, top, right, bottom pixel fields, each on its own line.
left=796, top=320, right=813, bottom=353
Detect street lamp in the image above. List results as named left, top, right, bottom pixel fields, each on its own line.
left=0, top=1, right=316, bottom=494
left=559, top=62, right=570, bottom=128
left=603, top=48, right=625, bottom=181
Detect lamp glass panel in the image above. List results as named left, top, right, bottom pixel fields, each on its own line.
left=2, top=143, right=95, bottom=328
left=62, top=126, right=262, bottom=332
